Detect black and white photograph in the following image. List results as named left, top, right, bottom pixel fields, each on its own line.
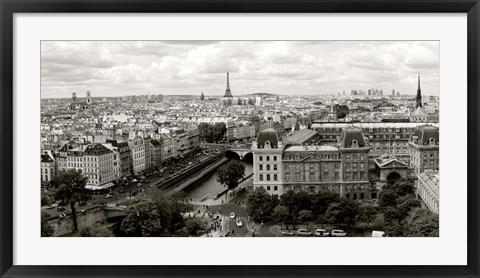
left=40, top=40, right=440, bottom=238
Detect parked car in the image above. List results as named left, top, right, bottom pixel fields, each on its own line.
left=58, top=213, right=67, bottom=219
left=315, top=229, right=329, bottom=237
left=119, top=189, right=126, bottom=194
left=297, top=229, right=313, bottom=237
left=46, top=203, right=57, bottom=209
left=105, top=193, right=113, bottom=199
left=281, top=230, right=295, bottom=236
left=331, top=229, right=348, bottom=237
left=56, top=206, right=65, bottom=211
left=78, top=201, right=87, bottom=207
left=230, top=212, right=236, bottom=219
left=372, top=230, right=387, bottom=237
left=235, top=219, right=243, bottom=227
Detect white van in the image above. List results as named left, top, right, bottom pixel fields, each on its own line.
left=372, top=230, right=387, bottom=237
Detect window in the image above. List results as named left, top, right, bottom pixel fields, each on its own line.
left=267, top=165, right=270, bottom=171
left=267, top=174, right=271, bottom=181
left=274, top=174, right=278, bottom=181
left=267, top=156, right=270, bottom=161
left=274, top=156, right=277, bottom=161
left=259, top=156, right=263, bottom=161
left=259, top=174, right=263, bottom=181
left=259, top=165, right=263, bottom=171
left=267, top=186, right=271, bottom=191
left=274, top=165, right=278, bottom=171
left=274, top=186, right=278, bottom=191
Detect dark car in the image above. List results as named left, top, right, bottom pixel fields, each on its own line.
left=78, top=201, right=87, bottom=207
left=56, top=206, right=65, bottom=211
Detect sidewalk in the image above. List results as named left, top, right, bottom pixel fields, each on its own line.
left=190, top=177, right=252, bottom=206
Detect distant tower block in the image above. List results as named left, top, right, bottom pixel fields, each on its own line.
left=86, top=91, right=92, bottom=104
left=224, top=72, right=233, bottom=97
left=72, top=92, right=77, bottom=102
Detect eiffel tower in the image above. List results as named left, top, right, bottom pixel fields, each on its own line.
left=224, top=72, right=233, bottom=97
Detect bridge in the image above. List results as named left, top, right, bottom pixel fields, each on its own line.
left=225, top=147, right=253, bottom=160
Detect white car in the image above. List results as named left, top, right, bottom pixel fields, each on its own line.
left=105, top=193, right=113, bottom=199
left=297, top=229, right=313, bottom=236
left=230, top=212, right=236, bottom=219
left=315, top=229, right=329, bottom=237
left=331, top=229, right=348, bottom=237
left=235, top=219, right=243, bottom=227
left=372, top=230, right=387, bottom=237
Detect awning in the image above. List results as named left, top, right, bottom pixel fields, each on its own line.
left=85, top=182, right=115, bottom=190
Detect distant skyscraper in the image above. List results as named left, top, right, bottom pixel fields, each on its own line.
left=392, top=89, right=395, bottom=96
left=224, top=72, right=233, bottom=98
left=416, top=74, right=423, bottom=108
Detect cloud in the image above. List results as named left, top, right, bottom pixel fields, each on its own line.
left=40, top=41, right=440, bottom=98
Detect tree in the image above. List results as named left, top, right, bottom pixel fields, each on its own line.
left=41, top=212, right=54, bottom=237
left=216, top=160, right=245, bottom=190
left=393, top=181, right=415, bottom=196
left=51, top=169, right=90, bottom=232
left=246, top=187, right=278, bottom=222
left=185, top=219, right=207, bottom=237
left=378, top=188, right=399, bottom=210
left=335, top=104, right=350, bottom=119
left=357, top=204, right=378, bottom=236
left=272, top=205, right=289, bottom=229
left=403, top=208, right=439, bottom=237
left=397, top=195, right=421, bottom=218
left=79, top=226, right=113, bottom=237
left=121, top=201, right=165, bottom=237
left=213, top=122, right=227, bottom=142
left=311, top=191, right=341, bottom=217
left=279, top=191, right=312, bottom=227
left=325, top=199, right=359, bottom=227
left=298, top=210, right=314, bottom=229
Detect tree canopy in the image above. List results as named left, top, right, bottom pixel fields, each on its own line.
left=50, top=169, right=90, bottom=232
left=216, top=160, right=245, bottom=190
left=246, top=187, right=279, bottom=222
left=198, top=122, right=227, bottom=143
left=41, top=212, right=54, bottom=237
left=335, top=104, right=350, bottom=119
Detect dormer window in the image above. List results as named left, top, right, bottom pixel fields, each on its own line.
left=351, top=139, right=359, bottom=148
left=264, top=140, right=272, bottom=149
left=429, top=138, right=436, bottom=145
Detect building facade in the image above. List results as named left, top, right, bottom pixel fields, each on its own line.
left=128, top=138, right=146, bottom=175
left=41, top=152, right=55, bottom=183
left=252, top=128, right=374, bottom=200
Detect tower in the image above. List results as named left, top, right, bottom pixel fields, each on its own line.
left=416, top=74, right=422, bottom=108
left=86, top=91, right=91, bottom=105
left=72, top=92, right=77, bottom=102
left=224, top=72, right=233, bottom=98
left=200, top=91, right=205, bottom=101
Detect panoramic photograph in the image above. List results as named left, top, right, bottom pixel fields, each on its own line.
left=40, top=41, right=439, bottom=237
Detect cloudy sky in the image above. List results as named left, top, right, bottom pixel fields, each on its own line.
left=41, top=41, right=439, bottom=98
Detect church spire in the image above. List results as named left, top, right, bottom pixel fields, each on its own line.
left=224, top=72, right=233, bottom=97
left=416, top=73, right=422, bottom=108
left=200, top=91, right=205, bottom=101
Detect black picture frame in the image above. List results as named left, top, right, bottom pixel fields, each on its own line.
left=1, top=1, right=479, bottom=277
